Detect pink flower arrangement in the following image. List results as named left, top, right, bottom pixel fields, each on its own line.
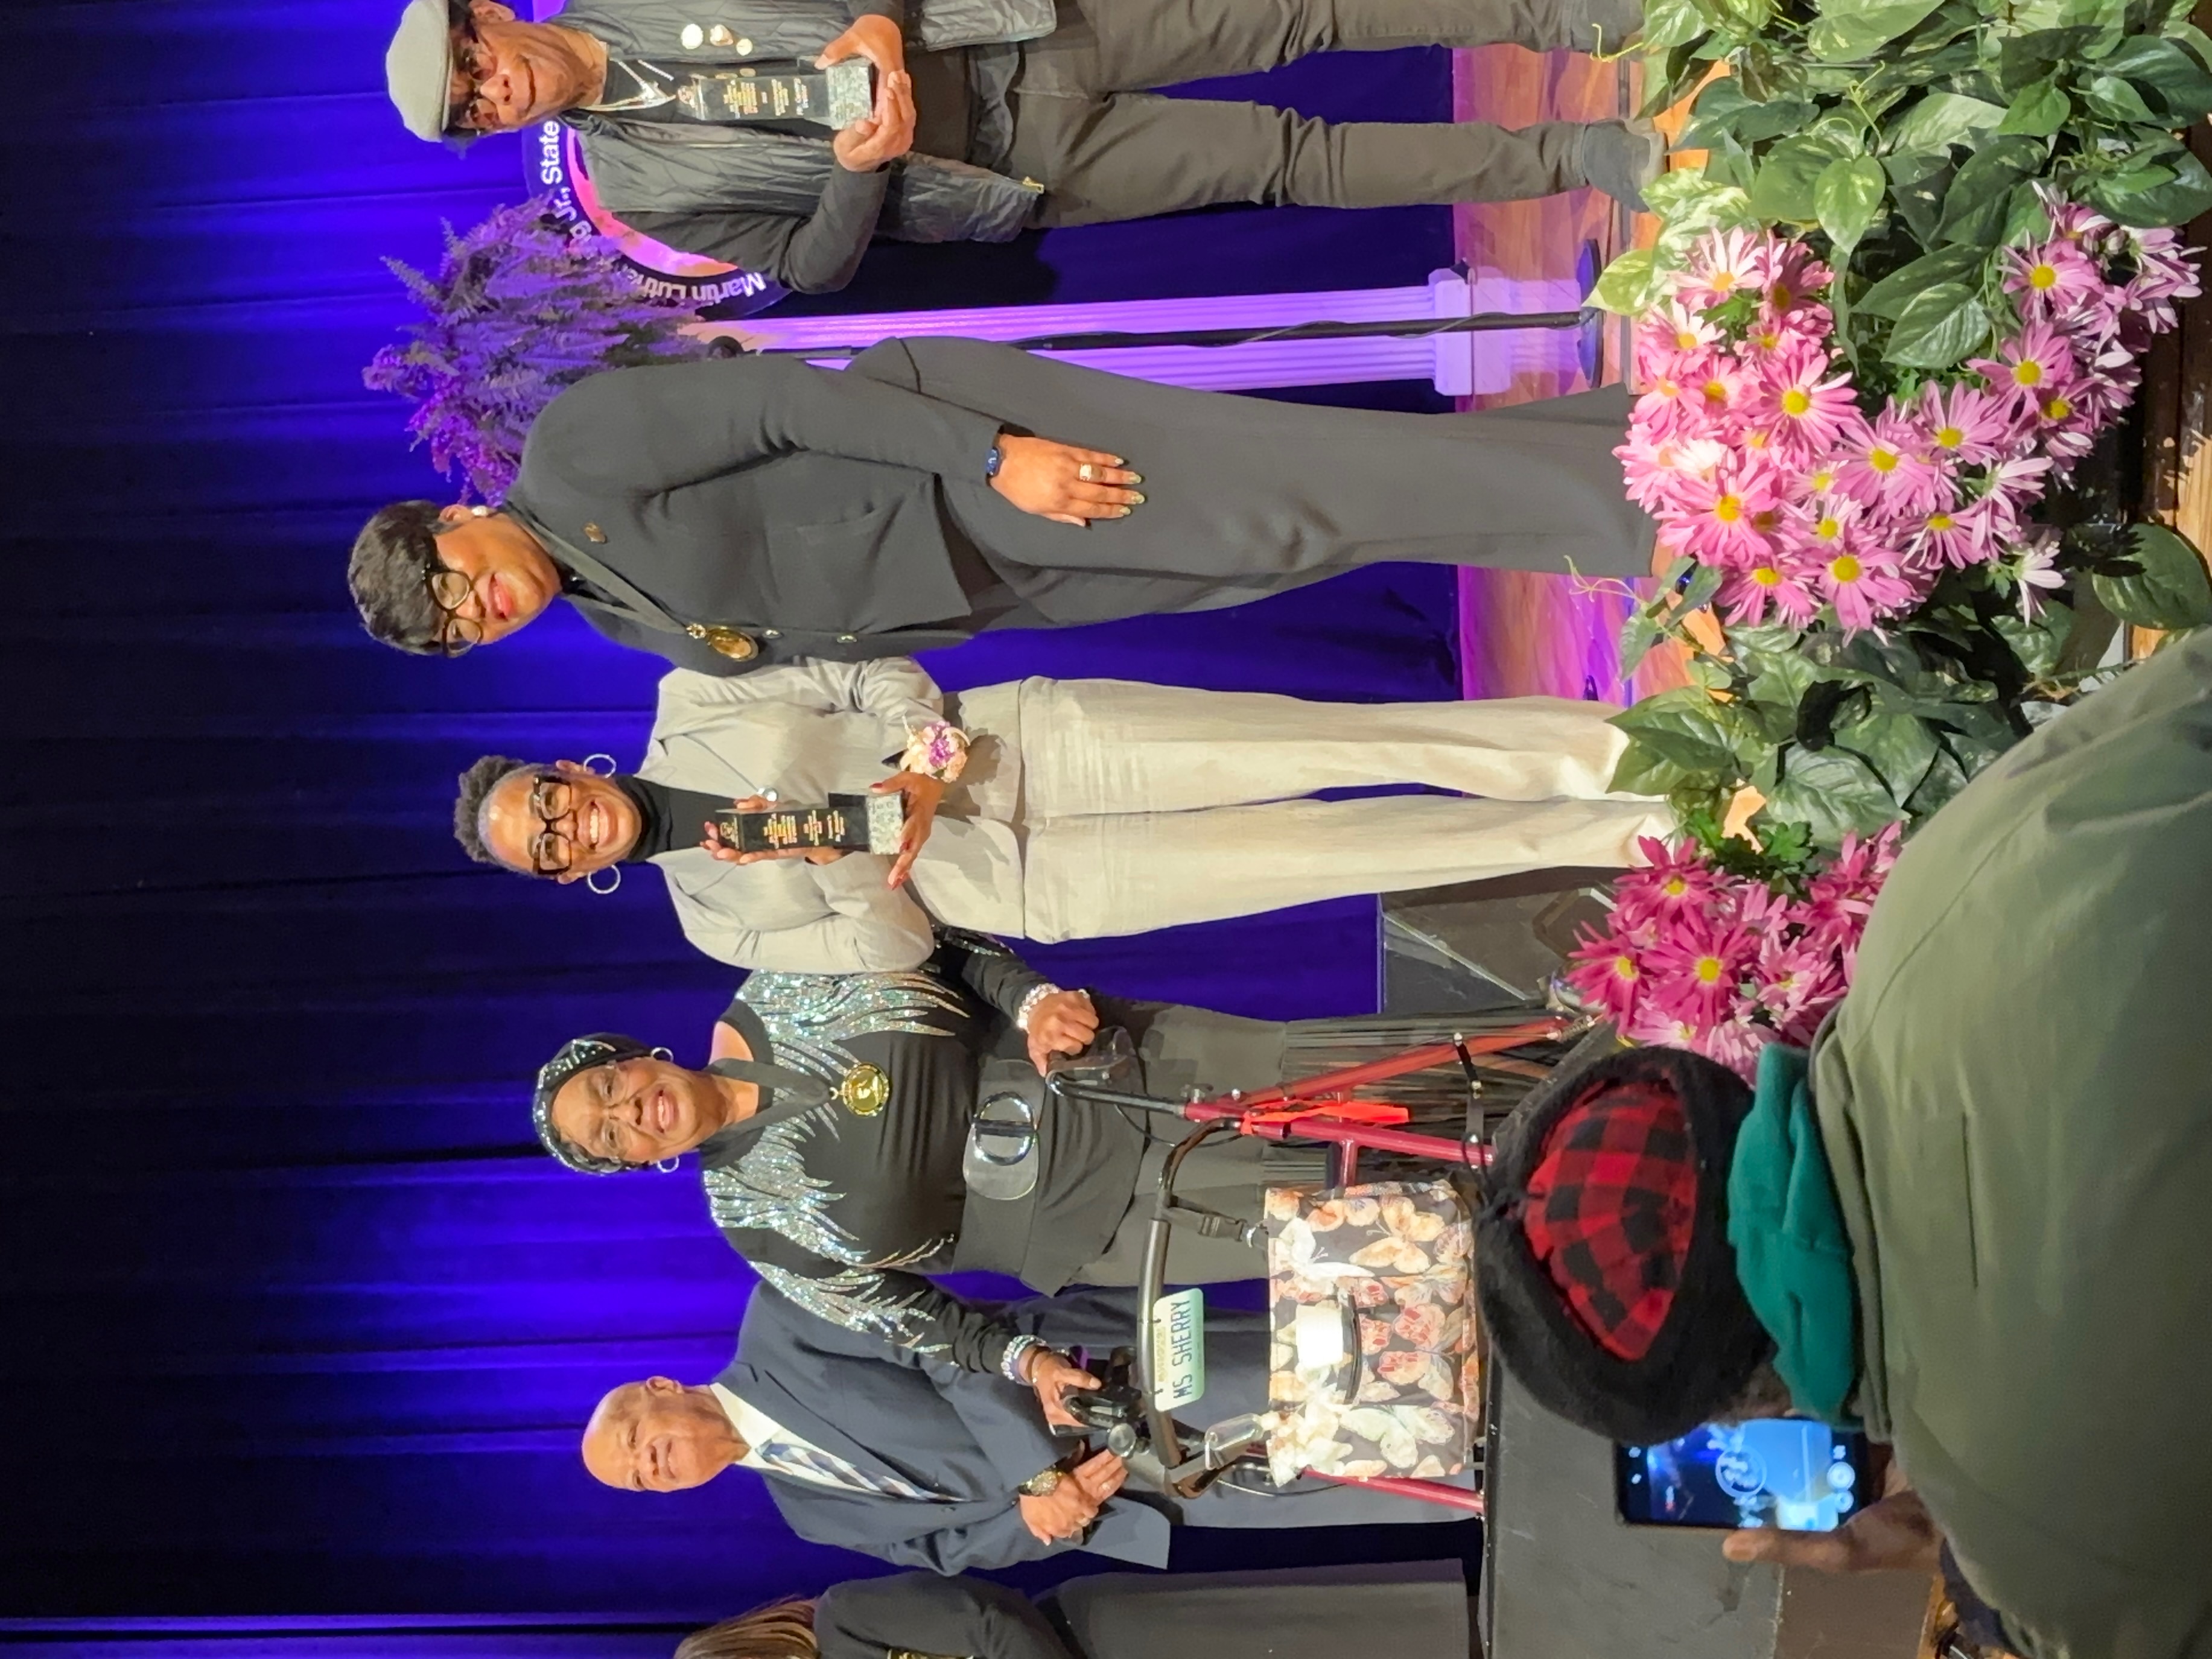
left=1565, top=828, right=1902, bottom=1078
left=1618, top=200, right=2200, bottom=632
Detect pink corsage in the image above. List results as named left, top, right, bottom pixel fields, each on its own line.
left=900, top=719, right=970, bottom=782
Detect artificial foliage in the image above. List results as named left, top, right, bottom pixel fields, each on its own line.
left=364, top=196, right=710, bottom=503
left=1584, top=0, right=2212, bottom=860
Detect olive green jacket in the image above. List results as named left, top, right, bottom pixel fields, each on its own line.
left=1810, top=628, right=2212, bottom=1659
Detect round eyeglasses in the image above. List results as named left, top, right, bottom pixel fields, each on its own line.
left=525, top=772, right=579, bottom=876
left=425, top=562, right=485, bottom=658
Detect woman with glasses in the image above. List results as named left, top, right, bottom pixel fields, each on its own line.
left=450, top=656, right=1670, bottom=974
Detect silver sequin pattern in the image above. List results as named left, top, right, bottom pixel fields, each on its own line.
left=705, top=972, right=968, bottom=1353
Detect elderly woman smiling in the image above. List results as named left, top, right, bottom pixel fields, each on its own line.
left=533, top=931, right=1528, bottom=1420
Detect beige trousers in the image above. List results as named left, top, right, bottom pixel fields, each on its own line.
left=914, top=679, right=1668, bottom=944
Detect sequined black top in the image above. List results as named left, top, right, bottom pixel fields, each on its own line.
left=703, top=936, right=1050, bottom=1375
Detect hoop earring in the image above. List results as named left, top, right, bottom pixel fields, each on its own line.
left=653, top=1156, right=682, bottom=1174
left=585, top=866, right=622, bottom=896
left=650, top=1046, right=673, bottom=1061
left=582, top=753, right=617, bottom=776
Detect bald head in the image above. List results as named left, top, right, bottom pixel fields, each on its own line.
left=582, top=1375, right=743, bottom=1492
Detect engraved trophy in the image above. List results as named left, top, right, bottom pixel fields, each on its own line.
left=675, top=58, right=876, bottom=128
left=717, top=793, right=906, bottom=856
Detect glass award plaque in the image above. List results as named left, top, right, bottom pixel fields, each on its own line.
left=675, top=58, right=875, bottom=128
left=718, top=792, right=905, bottom=855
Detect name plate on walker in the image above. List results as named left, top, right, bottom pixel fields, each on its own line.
left=1149, top=1288, right=1207, bottom=1412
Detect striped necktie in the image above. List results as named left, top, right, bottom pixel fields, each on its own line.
left=752, top=1432, right=944, bottom=1502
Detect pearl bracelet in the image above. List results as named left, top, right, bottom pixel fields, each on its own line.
left=1014, top=983, right=1061, bottom=1033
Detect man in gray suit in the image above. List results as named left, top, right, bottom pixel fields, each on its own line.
left=582, top=1283, right=1464, bottom=1572
left=385, top=0, right=1659, bottom=294
left=348, top=338, right=1654, bottom=676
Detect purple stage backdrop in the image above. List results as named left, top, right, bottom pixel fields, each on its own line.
left=0, top=0, right=1474, bottom=1638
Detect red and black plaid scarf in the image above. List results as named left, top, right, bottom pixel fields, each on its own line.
left=1521, top=1077, right=1697, bottom=1362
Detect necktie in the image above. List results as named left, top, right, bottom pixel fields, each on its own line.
left=753, top=1433, right=943, bottom=1502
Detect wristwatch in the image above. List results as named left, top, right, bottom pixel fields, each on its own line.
left=985, top=442, right=1005, bottom=481
left=1017, top=1466, right=1065, bottom=1498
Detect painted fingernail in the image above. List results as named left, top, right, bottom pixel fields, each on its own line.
left=1117, top=506, right=1133, bottom=516
left=1128, top=492, right=1145, bottom=504
left=1127, top=472, right=1143, bottom=484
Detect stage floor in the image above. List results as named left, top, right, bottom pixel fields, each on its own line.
left=1451, top=44, right=1685, bottom=708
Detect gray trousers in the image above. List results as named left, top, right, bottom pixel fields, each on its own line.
left=1005, top=0, right=1639, bottom=224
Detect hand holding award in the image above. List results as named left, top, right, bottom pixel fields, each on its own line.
left=821, top=14, right=912, bottom=170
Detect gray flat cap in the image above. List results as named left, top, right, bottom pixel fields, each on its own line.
left=387, top=0, right=456, bottom=141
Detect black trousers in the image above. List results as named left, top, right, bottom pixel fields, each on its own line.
left=1003, top=0, right=1641, bottom=224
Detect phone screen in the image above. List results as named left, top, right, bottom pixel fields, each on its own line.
left=1615, top=1420, right=1870, bottom=1531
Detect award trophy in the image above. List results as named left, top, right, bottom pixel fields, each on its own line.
left=717, top=793, right=906, bottom=856
left=674, top=58, right=876, bottom=128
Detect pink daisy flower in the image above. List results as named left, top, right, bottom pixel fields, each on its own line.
left=1751, top=930, right=1845, bottom=1029
left=1749, top=346, right=1860, bottom=458
left=1566, top=928, right=1650, bottom=1026
left=1910, top=498, right=1989, bottom=570
left=1685, top=360, right=1753, bottom=433
left=1971, top=322, right=2079, bottom=415
left=1917, top=382, right=2015, bottom=468
left=1644, top=915, right=1762, bottom=1031
left=1630, top=368, right=1702, bottom=438
left=2011, top=533, right=2065, bottom=620
left=1639, top=298, right=1723, bottom=369
left=2001, top=239, right=2107, bottom=323
left=1717, top=547, right=1823, bottom=628
left=1975, top=454, right=2053, bottom=540
left=1612, top=839, right=1728, bottom=929
left=1813, top=542, right=1919, bottom=631
left=1693, top=1015, right=1778, bottom=1079
left=1661, top=458, right=1787, bottom=568
left=1677, top=228, right=1776, bottom=310
left=1764, top=242, right=1834, bottom=316
left=1834, top=410, right=1950, bottom=517
left=1616, top=432, right=1731, bottom=514
left=1626, top=1005, right=1708, bottom=1051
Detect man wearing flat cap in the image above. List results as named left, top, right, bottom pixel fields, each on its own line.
left=1475, top=629, right=2212, bottom=1659
left=382, top=0, right=1662, bottom=294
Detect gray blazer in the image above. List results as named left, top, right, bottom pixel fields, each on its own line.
left=637, top=662, right=1023, bottom=972
left=556, top=0, right=1053, bottom=291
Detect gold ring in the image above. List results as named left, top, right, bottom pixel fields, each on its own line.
left=1077, top=463, right=1095, bottom=482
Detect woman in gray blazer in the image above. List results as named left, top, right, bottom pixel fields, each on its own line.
left=681, top=1565, right=1477, bottom=1659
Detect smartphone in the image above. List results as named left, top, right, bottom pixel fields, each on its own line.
left=1615, top=1420, right=1872, bottom=1531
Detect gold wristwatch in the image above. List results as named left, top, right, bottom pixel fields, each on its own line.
left=1017, top=1465, right=1065, bottom=1498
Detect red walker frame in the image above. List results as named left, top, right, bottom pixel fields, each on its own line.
left=1094, top=1013, right=1581, bottom=1518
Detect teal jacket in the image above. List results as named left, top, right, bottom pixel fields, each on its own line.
left=1807, top=629, right=2212, bottom=1658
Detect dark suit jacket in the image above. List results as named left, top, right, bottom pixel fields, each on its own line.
left=503, top=346, right=1009, bottom=676
left=720, top=1284, right=1174, bottom=1573
left=504, top=337, right=1651, bottom=676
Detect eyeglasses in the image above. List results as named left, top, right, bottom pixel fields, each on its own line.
left=424, top=561, right=484, bottom=658
left=525, top=772, right=580, bottom=876
left=448, top=24, right=502, bottom=134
